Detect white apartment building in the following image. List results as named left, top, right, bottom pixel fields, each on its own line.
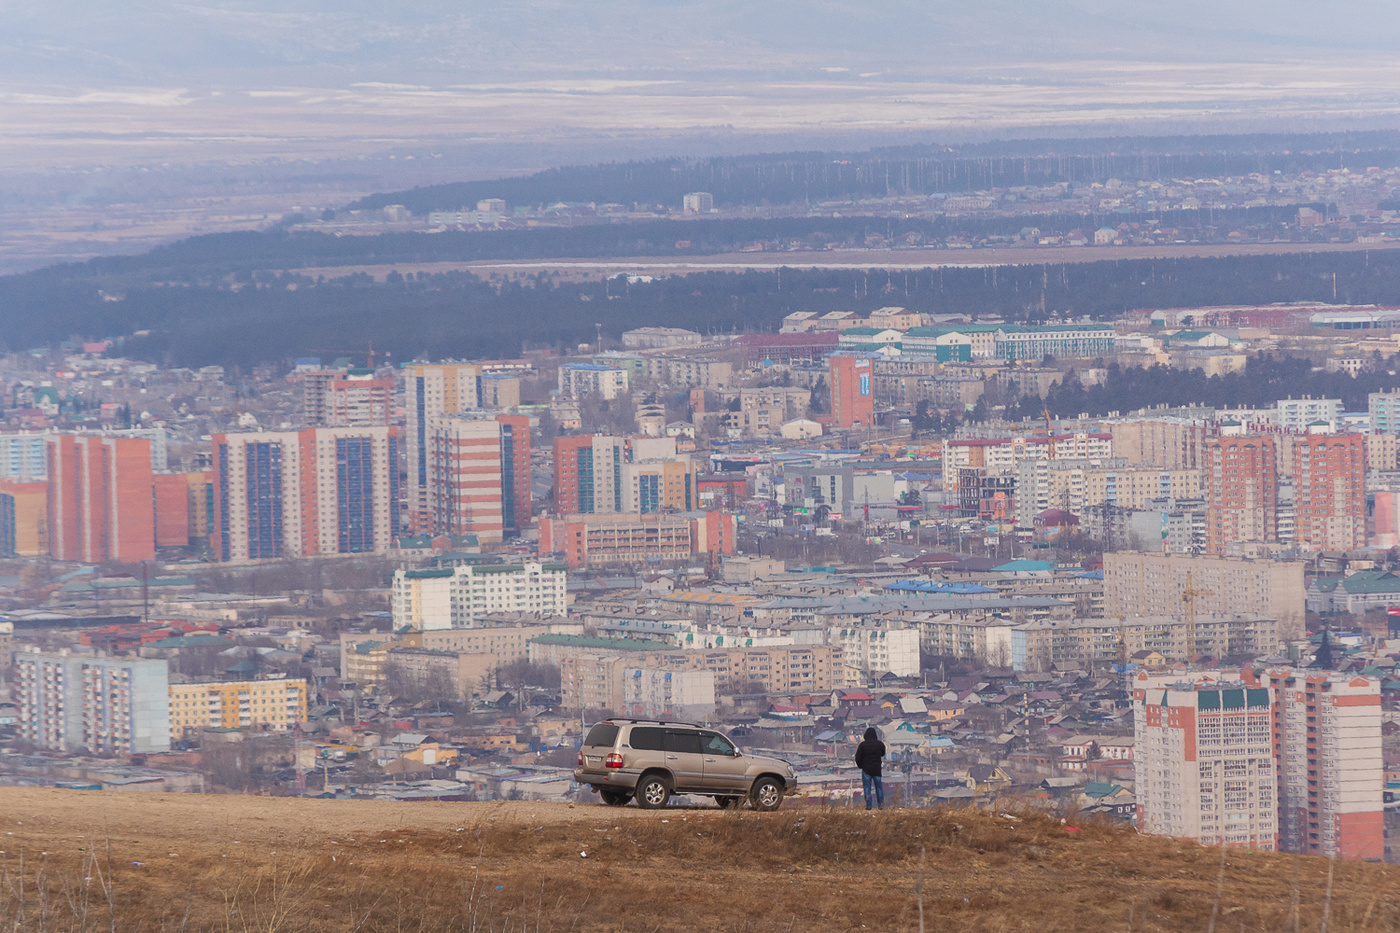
left=1103, top=552, right=1306, bottom=638
left=1260, top=670, right=1383, bottom=859
left=1368, top=390, right=1400, bottom=435
left=14, top=651, right=171, bottom=754
left=392, top=561, right=568, bottom=631
left=1134, top=677, right=1278, bottom=850
left=1275, top=397, right=1342, bottom=433
left=403, top=362, right=484, bottom=533
left=558, top=364, right=629, bottom=400
left=829, top=624, right=920, bottom=678
left=213, top=427, right=399, bottom=561
left=425, top=414, right=504, bottom=542
left=621, top=668, right=716, bottom=721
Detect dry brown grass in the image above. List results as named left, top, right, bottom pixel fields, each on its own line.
left=0, top=789, right=1397, bottom=932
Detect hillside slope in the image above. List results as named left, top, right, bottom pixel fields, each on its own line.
left=0, top=788, right=1397, bottom=932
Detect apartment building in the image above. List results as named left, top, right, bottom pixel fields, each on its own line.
left=1103, top=553, right=1305, bottom=637
left=0, top=478, right=47, bottom=556
left=212, top=427, right=399, bottom=560
left=1013, top=457, right=1200, bottom=527
left=993, top=324, right=1117, bottom=361
left=555, top=642, right=845, bottom=710
left=1012, top=615, right=1279, bottom=671
left=391, top=561, right=568, bottom=631
left=829, top=354, right=875, bottom=428
left=14, top=651, right=170, bottom=754
left=1205, top=435, right=1277, bottom=555
left=1275, top=397, right=1342, bottom=433
left=1134, top=677, right=1279, bottom=850
left=299, top=369, right=393, bottom=426
left=621, top=668, right=716, bottom=721
left=404, top=362, right=483, bottom=533
left=1259, top=669, right=1383, bottom=860
left=1368, top=389, right=1400, bottom=435
left=829, top=624, right=920, bottom=677
left=1290, top=433, right=1365, bottom=552
left=0, top=621, right=13, bottom=680
left=47, top=435, right=156, bottom=563
left=558, top=363, right=629, bottom=400
left=539, top=511, right=734, bottom=569
left=420, top=413, right=530, bottom=542
left=648, top=357, right=732, bottom=390
left=168, top=678, right=308, bottom=739
left=1107, top=416, right=1213, bottom=470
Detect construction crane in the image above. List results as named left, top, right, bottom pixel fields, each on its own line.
left=307, top=340, right=378, bottom=369
left=1043, top=407, right=1055, bottom=436
left=1180, top=570, right=1215, bottom=655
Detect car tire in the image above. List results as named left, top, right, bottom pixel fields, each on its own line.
left=715, top=795, right=741, bottom=810
left=635, top=774, right=671, bottom=810
left=750, top=777, right=783, bottom=812
left=601, top=790, right=630, bottom=807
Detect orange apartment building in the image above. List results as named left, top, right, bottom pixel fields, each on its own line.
left=539, top=510, right=734, bottom=569
left=1205, top=435, right=1277, bottom=555
left=1289, top=433, right=1366, bottom=552
left=47, top=435, right=156, bottom=563
left=828, top=354, right=874, bottom=428
left=0, top=479, right=48, bottom=557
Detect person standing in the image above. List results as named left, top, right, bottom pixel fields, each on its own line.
left=854, top=726, right=886, bottom=810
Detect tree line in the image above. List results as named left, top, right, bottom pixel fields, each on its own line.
left=2, top=249, right=1400, bottom=369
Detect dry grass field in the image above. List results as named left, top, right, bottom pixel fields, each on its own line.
left=1, top=787, right=1397, bottom=932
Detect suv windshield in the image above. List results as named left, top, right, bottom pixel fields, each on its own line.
left=584, top=723, right=619, bottom=748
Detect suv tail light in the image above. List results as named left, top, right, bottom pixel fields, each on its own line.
left=604, top=753, right=624, bottom=769
left=578, top=751, right=584, bottom=766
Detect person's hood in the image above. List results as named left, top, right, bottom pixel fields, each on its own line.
left=863, top=727, right=878, bottom=742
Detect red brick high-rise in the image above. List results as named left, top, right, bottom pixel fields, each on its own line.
left=828, top=354, right=874, bottom=429
left=47, top=435, right=155, bottom=563
left=1205, top=435, right=1277, bottom=556
left=1290, top=433, right=1365, bottom=552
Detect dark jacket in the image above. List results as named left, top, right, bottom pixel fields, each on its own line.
left=854, top=727, right=886, bottom=777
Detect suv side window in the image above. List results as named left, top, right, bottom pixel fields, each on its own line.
left=584, top=723, right=619, bottom=748
left=629, top=727, right=665, bottom=751
left=662, top=730, right=703, bottom=754
left=699, top=731, right=737, bottom=756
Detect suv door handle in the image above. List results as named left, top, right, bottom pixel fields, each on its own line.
left=666, top=755, right=678, bottom=759
left=705, top=758, right=716, bottom=762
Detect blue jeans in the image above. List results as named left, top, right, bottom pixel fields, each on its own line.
left=861, top=771, right=883, bottom=809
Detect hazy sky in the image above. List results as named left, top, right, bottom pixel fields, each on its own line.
left=4, top=1, right=1400, bottom=84
left=2, top=2, right=1400, bottom=173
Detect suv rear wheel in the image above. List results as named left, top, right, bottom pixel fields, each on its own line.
left=600, top=790, right=630, bottom=807
left=715, top=795, right=741, bottom=809
left=750, top=777, right=783, bottom=812
left=635, top=774, right=671, bottom=810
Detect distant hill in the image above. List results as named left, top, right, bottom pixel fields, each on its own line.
left=345, top=132, right=1400, bottom=214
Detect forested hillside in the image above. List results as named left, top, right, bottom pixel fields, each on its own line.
left=346, top=131, right=1400, bottom=213
left=3, top=249, right=1398, bottom=369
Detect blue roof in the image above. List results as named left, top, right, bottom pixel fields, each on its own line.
left=563, top=363, right=624, bottom=372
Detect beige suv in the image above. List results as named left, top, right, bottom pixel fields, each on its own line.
left=574, top=719, right=797, bottom=810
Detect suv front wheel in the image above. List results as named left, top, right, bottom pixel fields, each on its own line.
left=750, top=777, right=783, bottom=812
left=635, top=774, right=671, bottom=809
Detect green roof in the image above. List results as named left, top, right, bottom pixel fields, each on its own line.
left=146, top=634, right=232, bottom=649
left=404, top=568, right=454, bottom=579
left=1339, top=571, right=1400, bottom=595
